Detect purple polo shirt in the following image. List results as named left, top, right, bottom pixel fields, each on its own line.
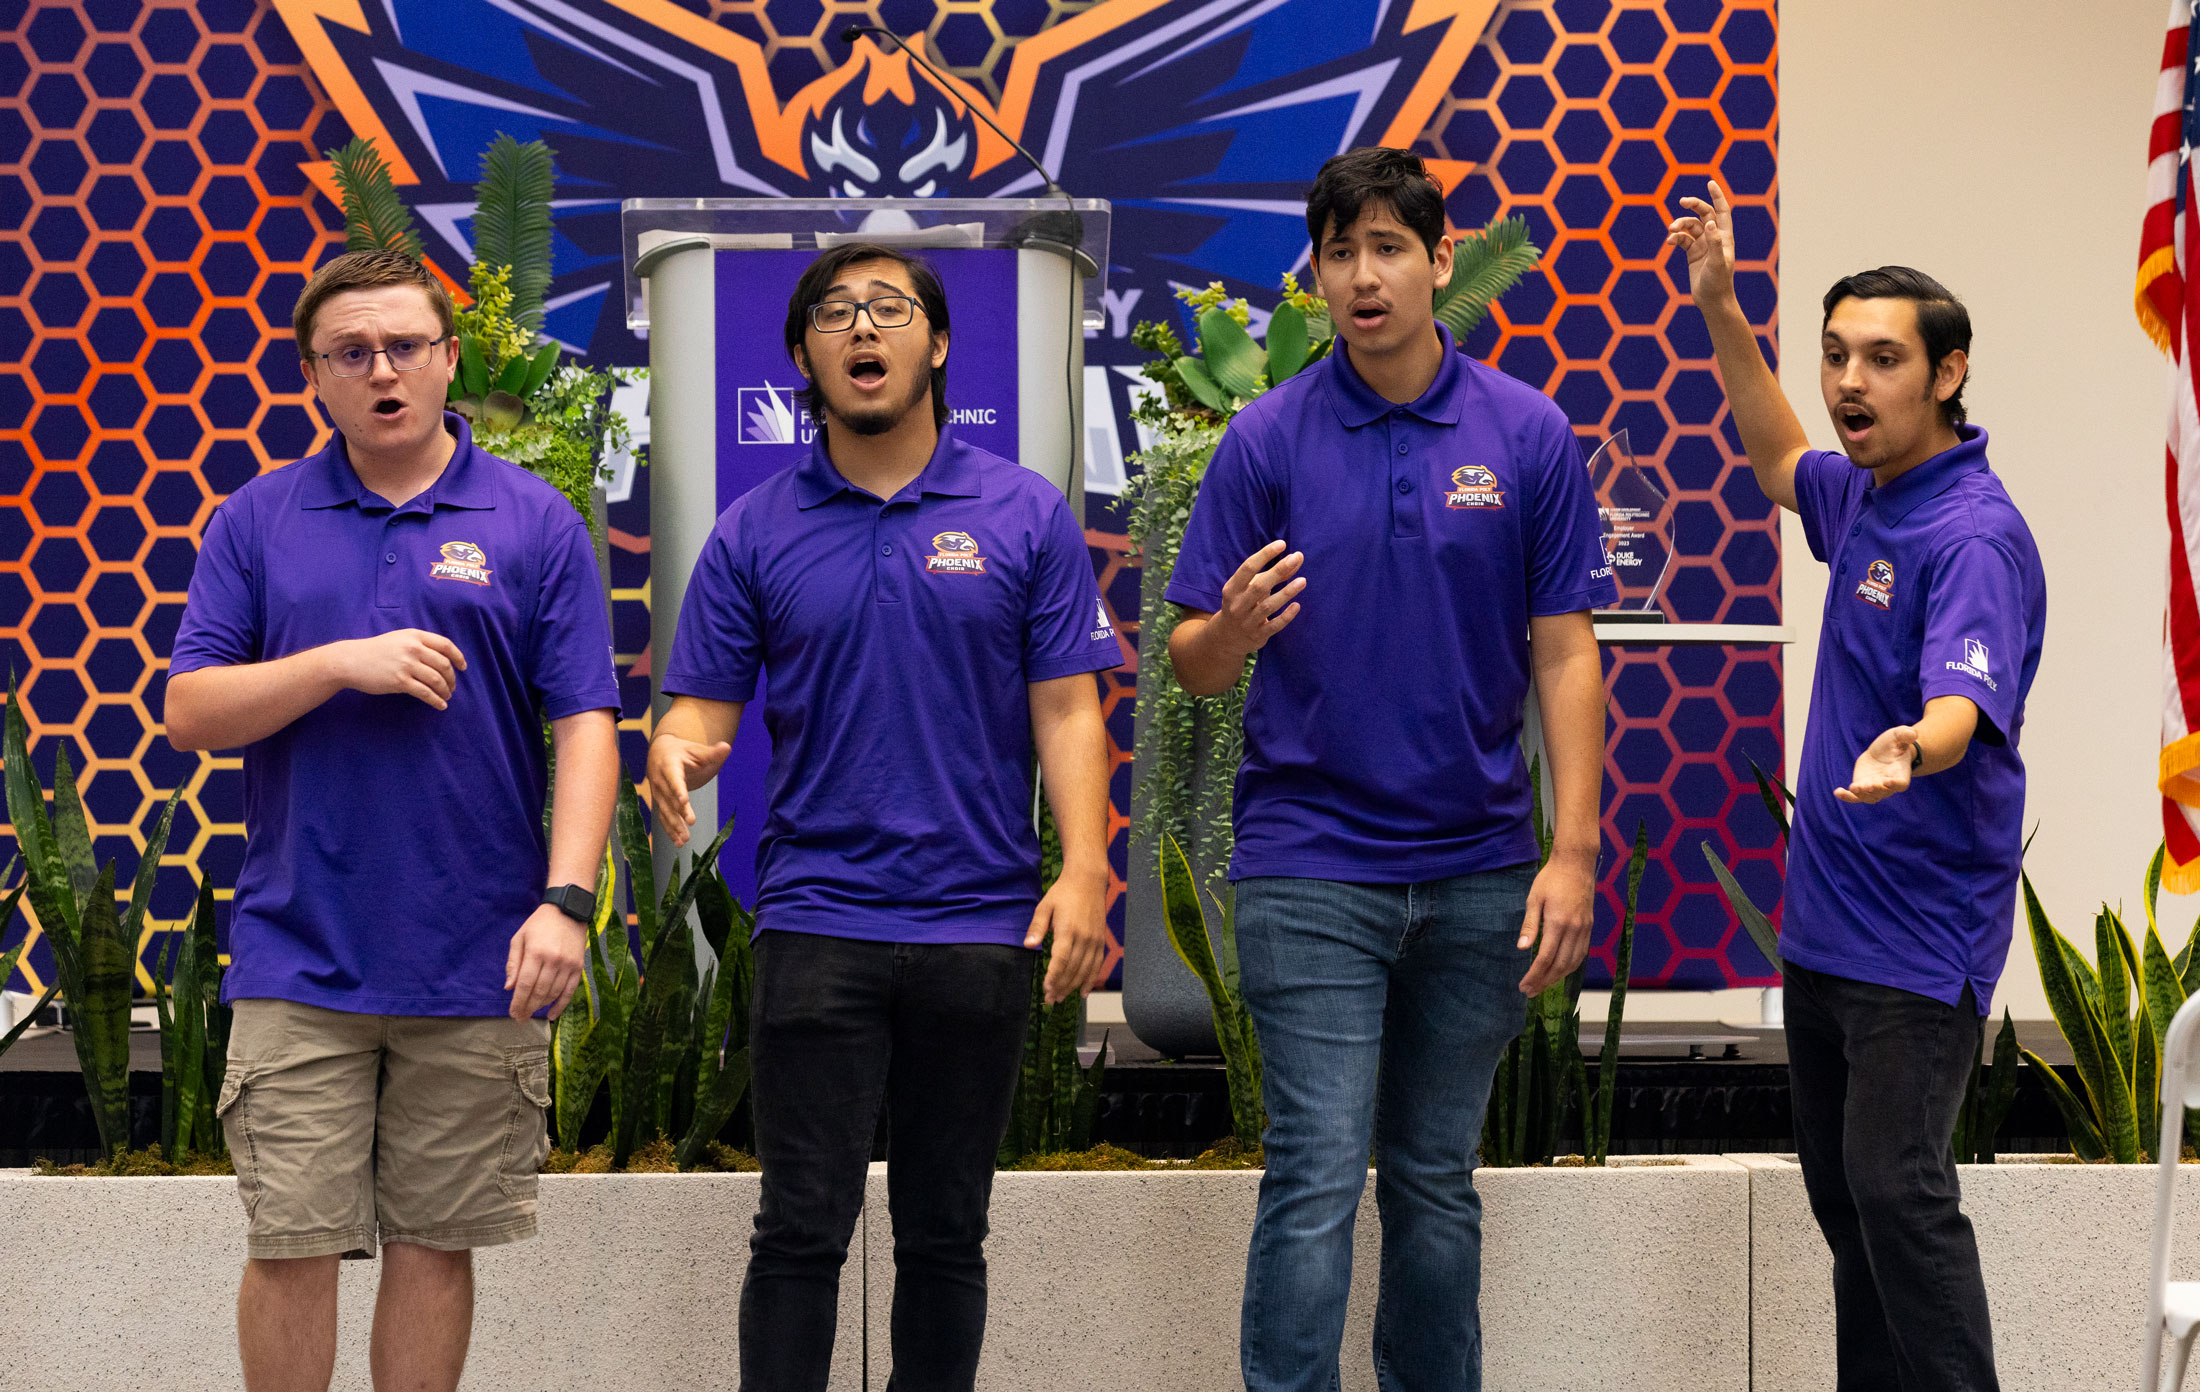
left=660, top=428, right=1121, bottom=944
left=1165, top=326, right=1617, bottom=882
left=1782, top=426, right=2046, bottom=1011
left=169, top=414, right=621, bottom=1015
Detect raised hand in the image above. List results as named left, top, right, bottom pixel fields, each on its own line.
left=1212, top=540, right=1306, bottom=657
left=1666, top=178, right=1736, bottom=307
left=646, top=733, right=732, bottom=847
left=333, top=628, right=468, bottom=709
left=1835, top=725, right=1917, bottom=805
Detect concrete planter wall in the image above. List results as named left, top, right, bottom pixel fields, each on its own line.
left=1737, top=1153, right=2197, bottom=1392
left=1, top=1157, right=1744, bottom=1391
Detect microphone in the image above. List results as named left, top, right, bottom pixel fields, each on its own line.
left=838, top=24, right=1069, bottom=201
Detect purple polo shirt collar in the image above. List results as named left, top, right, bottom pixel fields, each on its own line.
left=791, top=427, right=985, bottom=509
left=298, top=413, right=497, bottom=511
left=1865, top=425, right=1990, bottom=524
left=1325, top=324, right=1467, bottom=428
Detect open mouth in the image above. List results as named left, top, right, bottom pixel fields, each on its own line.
left=1349, top=300, right=1390, bottom=329
left=1836, top=402, right=1874, bottom=439
left=372, top=396, right=405, bottom=417
left=846, top=353, right=888, bottom=390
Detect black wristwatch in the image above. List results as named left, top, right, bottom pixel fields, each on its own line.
left=543, top=883, right=596, bottom=926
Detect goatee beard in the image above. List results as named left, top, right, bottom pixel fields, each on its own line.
left=830, top=371, right=932, bottom=438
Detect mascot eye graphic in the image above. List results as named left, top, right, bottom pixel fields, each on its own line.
left=1868, top=560, right=1895, bottom=588
left=1451, top=466, right=1498, bottom=490
left=933, top=531, right=979, bottom=553
left=276, top=0, right=1498, bottom=363
left=441, top=541, right=488, bottom=567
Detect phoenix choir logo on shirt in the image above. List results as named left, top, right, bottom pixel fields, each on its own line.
left=430, top=541, right=493, bottom=587
left=1855, top=558, right=1894, bottom=608
left=1444, top=465, right=1505, bottom=509
left=926, top=531, right=987, bottom=575
left=1949, top=637, right=1999, bottom=692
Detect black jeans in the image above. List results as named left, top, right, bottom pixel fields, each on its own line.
left=736, top=929, right=1034, bottom=1392
left=1785, top=960, right=1998, bottom=1392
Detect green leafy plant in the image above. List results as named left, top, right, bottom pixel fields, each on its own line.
left=0, top=863, right=55, bottom=1063
left=1480, top=792, right=1647, bottom=1169
left=150, top=875, right=229, bottom=1159
left=1158, top=833, right=1263, bottom=1151
left=3, top=671, right=182, bottom=1159
left=999, top=808, right=1108, bottom=1164
left=327, top=136, right=423, bottom=258
left=2021, top=846, right=2200, bottom=1163
left=1433, top=215, right=1542, bottom=341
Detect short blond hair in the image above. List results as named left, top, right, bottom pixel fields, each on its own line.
left=293, top=250, right=455, bottom=361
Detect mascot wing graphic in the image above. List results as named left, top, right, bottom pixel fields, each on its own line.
left=276, top=0, right=1497, bottom=363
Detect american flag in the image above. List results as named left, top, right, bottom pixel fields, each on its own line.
left=2141, top=0, right=2200, bottom=893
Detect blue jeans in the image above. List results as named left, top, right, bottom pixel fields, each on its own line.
left=1236, top=866, right=1536, bottom=1392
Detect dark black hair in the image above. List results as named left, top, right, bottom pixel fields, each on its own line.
left=1304, top=147, right=1447, bottom=259
left=783, top=242, right=950, bottom=430
left=1821, top=265, right=1972, bottom=427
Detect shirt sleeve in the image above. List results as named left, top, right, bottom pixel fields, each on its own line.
left=168, top=495, right=261, bottom=675
left=1791, top=449, right=1864, bottom=563
left=1023, top=491, right=1124, bottom=683
left=1919, top=535, right=2028, bottom=746
left=525, top=517, right=622, bottom=720
left=1163, top=421, right=1276, bottom=613
left=1524, top=413, right=1619, bottom=616
left=661, top=522, right=764, bottom=704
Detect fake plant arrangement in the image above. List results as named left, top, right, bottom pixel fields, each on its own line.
left=325, top=134, right=636, bottom=532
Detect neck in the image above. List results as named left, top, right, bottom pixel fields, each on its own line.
left=825, top=401, right=940, bottom=499
left=1342, top=323, right=1446, bottom=405
left=1869, top=422, right=1964, bottom=490
left=347, top=417, right=457, bottom=508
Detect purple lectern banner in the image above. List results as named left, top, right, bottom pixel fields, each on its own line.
left=705, top=247, right=1023, bottom=907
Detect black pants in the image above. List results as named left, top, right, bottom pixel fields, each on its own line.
left=1785, top=960, right=1999, bottom=1392
left=736, top=929, right=1034, bottom=1392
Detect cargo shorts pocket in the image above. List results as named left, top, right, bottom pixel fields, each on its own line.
left=216, top=1068, right=260, bottom=1218
left=496, top=1047, right=551, bottom=1202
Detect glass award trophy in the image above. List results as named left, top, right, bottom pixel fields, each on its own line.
left=1586, top=429, right=1674, bottom=617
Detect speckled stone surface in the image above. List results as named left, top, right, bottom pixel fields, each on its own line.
left=862, top=1156, right=1748, bottom=1392
left=0, top=1171, right=864, bottom=1391
left=1738, top=1152, right=2200, bottom=1392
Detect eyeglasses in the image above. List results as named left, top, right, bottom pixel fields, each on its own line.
left=312, top=335, right=450, bottom=378
left=808, top=296, right=922, bottom=333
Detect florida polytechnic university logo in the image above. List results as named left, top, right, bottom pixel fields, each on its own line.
left=1949, top=637, right=1999, bottom=692
left=926, top=531, right=986, bottom=575
left=1855, top=558, right=1895, bottom=609
left=737, top=385, right=812, bottom=446
left=1445, top=465, right=1505, bottom=510
left=431, top=540, right=493, bottom=586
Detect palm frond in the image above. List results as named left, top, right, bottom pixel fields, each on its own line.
left=1434, top=215, right=1542, bottom=341
left=326, top=137, right=423, bottom=258
left=471, top=134, right=557, bottom=335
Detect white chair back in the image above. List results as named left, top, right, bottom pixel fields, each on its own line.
left=2144, top=994, right=2200, bottom=1390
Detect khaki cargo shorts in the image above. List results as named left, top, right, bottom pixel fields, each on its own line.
left=218, top=999, right=551, bottom=1260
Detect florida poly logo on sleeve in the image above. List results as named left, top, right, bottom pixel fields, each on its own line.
left=926, top=531, right=986, bottom=575
left=1948, top=637, right=1999, bottom=692
left=1445, top=465, right=1505, bottom=509
left=1855, top=559, right=1894, bottom=608
left=1090, top=597, right=1115, bottom=642
left=430, top=541, right=492, bottom=586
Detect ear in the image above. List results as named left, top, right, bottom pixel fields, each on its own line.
left=300, top=355, right=318, bottom=393
left=1430, top=234, right=1456, bottom=295
left=442, top=334, right=458, bottom=386
left=792, top=343, right=813, bottom=381
left=1933, top=348, right=1968, bottom=403
left=929, top=329, right=950, bottom=370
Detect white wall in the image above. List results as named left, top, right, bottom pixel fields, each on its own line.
left=1778, top=0, right=2170, bottom=1017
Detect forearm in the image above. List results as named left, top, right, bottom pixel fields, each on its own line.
left=1530, top=621, right=1607, bottom=867
left=1030, top=684, right=1111, bottom=882
left=1167, top=611, right=1249, bottom=698
left=546, top=709, right=620, bottom=887
left=164, top=645, right=351, bottom=751
left=1911, top=695, right=1980, bottom=776
left=653, top=694, right=742, bottom=754
left=1699, top=293, right=1807, bottom=509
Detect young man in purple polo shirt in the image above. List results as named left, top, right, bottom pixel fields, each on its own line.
left=645, top=242, right=1119, bottom=1391
left=165, top=250, right=621, bottom=1392
left=1166, top=147, right=1615, bottom=1392
left=1672, top=181, right=2045, bottom=1391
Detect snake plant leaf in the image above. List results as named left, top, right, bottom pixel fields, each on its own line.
left=72, top=864, right=134, bottom=1157
left=1434, top=215, right=1542, bottom=340
left=1266, top=301, right=1310, bottom=383
left=1703, top=842, right=1781, bottom=971
left=2145, top=923, right=2188, bottom=1066
left=674, top=1046, right=750, bottom=1170
left=1748, top=758, right=1792, bottom=845
left=2028, top=874, right=2137, bottom=1162
left=1591, top=823, right=1648, bottom=1162
left=1171, top=356, right=1231, bottom=414
left=1160, top=835, right=1263, bottom=1146
left=0, top=980, right=57, bottom=1064
left=617, top=909, right=695, bottom=1166
left=124, top=785, right=182, bottom=945
left=1975, top=1011, right=2021, bottom=1164
left=521, top=341, right=561, bottom=398
left=615, top=771, right=658, bottom=959
left=456, top=334, right=489, bottom=399
left=2022, top=1045, right=2109, bottom=1162
left=2138, top=987, right=2162, bottom=1156
left=4, top=674, right=74, bottom=938
left=1160, top=834, right=1228, bottom=1002
left=1198, top=307, right=1267, bottom=402
left=2098, top=909, right=2136, bottom=1090
left=470, top=134, right=557, bottom=334
left=326, top=136, right=423, bottom=258
left=49, top=744, right=98, bottom=911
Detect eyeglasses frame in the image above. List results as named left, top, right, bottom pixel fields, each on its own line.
left=310, top=334, right=454, bottom=378
left=807, top=295, right=925, bottom=334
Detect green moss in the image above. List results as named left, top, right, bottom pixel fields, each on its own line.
left=33, top=1145, right=234, bottom=1176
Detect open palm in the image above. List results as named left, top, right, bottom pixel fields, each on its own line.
left=1666, top=178, right=1736, bottom=304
